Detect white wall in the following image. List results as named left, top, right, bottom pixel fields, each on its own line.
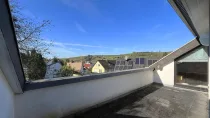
left=14, top=70, right=153, bottom=118
left=45, top=63, right=62, bottom=79
left=153, top=62, right=174, bottom=86
left=0, top=69, right=14, bottom=118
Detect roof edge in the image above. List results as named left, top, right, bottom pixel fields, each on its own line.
left=168, top=0, right=199, bottom=38
left=149, top=38, right=200, bottom=69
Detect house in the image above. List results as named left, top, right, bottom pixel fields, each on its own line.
left=83, top=62, right=92, bottom=75
left=115, top=57, right=159, bottom=71
left=114, top=58, right=134, bottom=71
left=151, top=39, right=208, bottom=90
left=44, top=60, right=62, bottom=79
left=67, top=61, right=83, bottom=74
left=133, top=58, right=159, bottom=68
left=147, top=58, right=158, bottom=66
left=92, top=60, right=116, bottom=73
left=83, top=62, right=91, bottom=69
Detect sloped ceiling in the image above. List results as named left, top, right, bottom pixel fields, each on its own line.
left=169, top=0, right=209, bottom=46
left=182, top=0, right=209, bottom=46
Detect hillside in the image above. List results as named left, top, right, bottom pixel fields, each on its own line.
left=61, top=51, right=171, bottom=63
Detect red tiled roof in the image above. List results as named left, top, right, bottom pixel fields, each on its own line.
left=67, top=62, right=83, bottom=72
left=84, top=63, right=91, bottom=68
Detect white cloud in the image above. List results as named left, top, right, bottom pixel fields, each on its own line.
left=61, top=0, right=114, bottom=23
left=43, top=40, right=82, bottom=58
left=96, top=52, right=109, bottom=55
left=51, top=41, right=65, bottom=47
left=75, top=22, right=87, bottom=33
left=45, top=40, right=109, bottom=48
left=61, top=0, right=102, bottom=17
left=65, top=43, right=109, bottom=48
left=21, top=9, right=36, bottom=19
left=163, top=32, right=177, bottom=39
left=44, top=40, right=136, bottom=58
left=43, top=40, right=113, bottom=58
left=47, top=46, right=78, bottom=58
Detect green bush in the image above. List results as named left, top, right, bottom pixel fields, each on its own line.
left=59, top=65, right=74, bottom=77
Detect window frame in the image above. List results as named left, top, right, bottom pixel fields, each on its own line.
left=0, top=0, right=25, bottom=93
left=0, top=0, right=151, bottom=93
left=174, top=45, right=209, bottom=90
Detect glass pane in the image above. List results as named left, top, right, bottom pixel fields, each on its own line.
left=135, top=58, right=139, bottom=64
left=175, top=46, right=208, bottom=89
left=8, top=0, right=194, bottom=81
left=120, top=61, right=125, bottom=65
left=114, top=66, right=120, bottom=71
left=128, top=61, right=133, bottom=65
left=116, top=61, right=120, bottom=65
left=119, top=66, right=124, bottom=70
left=140, top=58, right=145, bottom=64
left=177, top=46, right=208, bottom=62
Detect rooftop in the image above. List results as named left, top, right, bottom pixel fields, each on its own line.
left=97, top=60, right=116, bottom=70
left=67, top=62, right=83, bottom=72
left=66, top=83, right=208, bottom=118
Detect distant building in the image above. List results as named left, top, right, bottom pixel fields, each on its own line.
left=133, top=58, right=158, bottom=68
left=83, top=62, right=91, bottom=69
left=45, top=60, right=62, bottom=79
left=114, top=58, right=134, bottom=71
left=114, top=58, right=159, bottom=71
left=147, top=58, right=158, bottom=66
left=92, top=60, right=116, bottom=73
left=67, top=61, right=84, bottom=74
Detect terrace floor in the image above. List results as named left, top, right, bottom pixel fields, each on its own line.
left=64, top=83, right=208, bottom=118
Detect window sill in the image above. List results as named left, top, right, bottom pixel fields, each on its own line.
left=24, top=68, right=151, bottom=91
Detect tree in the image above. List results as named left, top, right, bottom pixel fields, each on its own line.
left=59, top=65, right=74, bottom=77
left=66, top=58, right=70, bottom=63
left=163, top=52, right=168, bottom=57
left=10, top=1, right=51, bottom=54
left=85, top=55, right=93, bottom=62
left=9, top=1, right=52, bottom=80
left=52, top=57, right=65, bottom=66
left=59, top=60, right=65, bottom=66
left=21, top=49, right=46, bottom=80
left=52, top=57, right=59, bottom=63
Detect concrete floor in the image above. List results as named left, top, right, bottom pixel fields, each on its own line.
left=65, top=84, right=208, bottom=118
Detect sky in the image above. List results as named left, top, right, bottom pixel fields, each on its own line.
left=17, top=0, right=195, bottom=58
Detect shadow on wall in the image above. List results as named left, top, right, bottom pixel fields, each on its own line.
left=153, top=68, right=164, bottom=85
left=152, top=60, right=174, bottom=86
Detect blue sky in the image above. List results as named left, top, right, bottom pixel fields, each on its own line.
left=18, top=0, right=195, bottom=58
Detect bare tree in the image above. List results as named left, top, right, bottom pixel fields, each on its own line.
left=9, top=1, right=52, bottom=55
left=9, top=1, right=52, bottom=80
